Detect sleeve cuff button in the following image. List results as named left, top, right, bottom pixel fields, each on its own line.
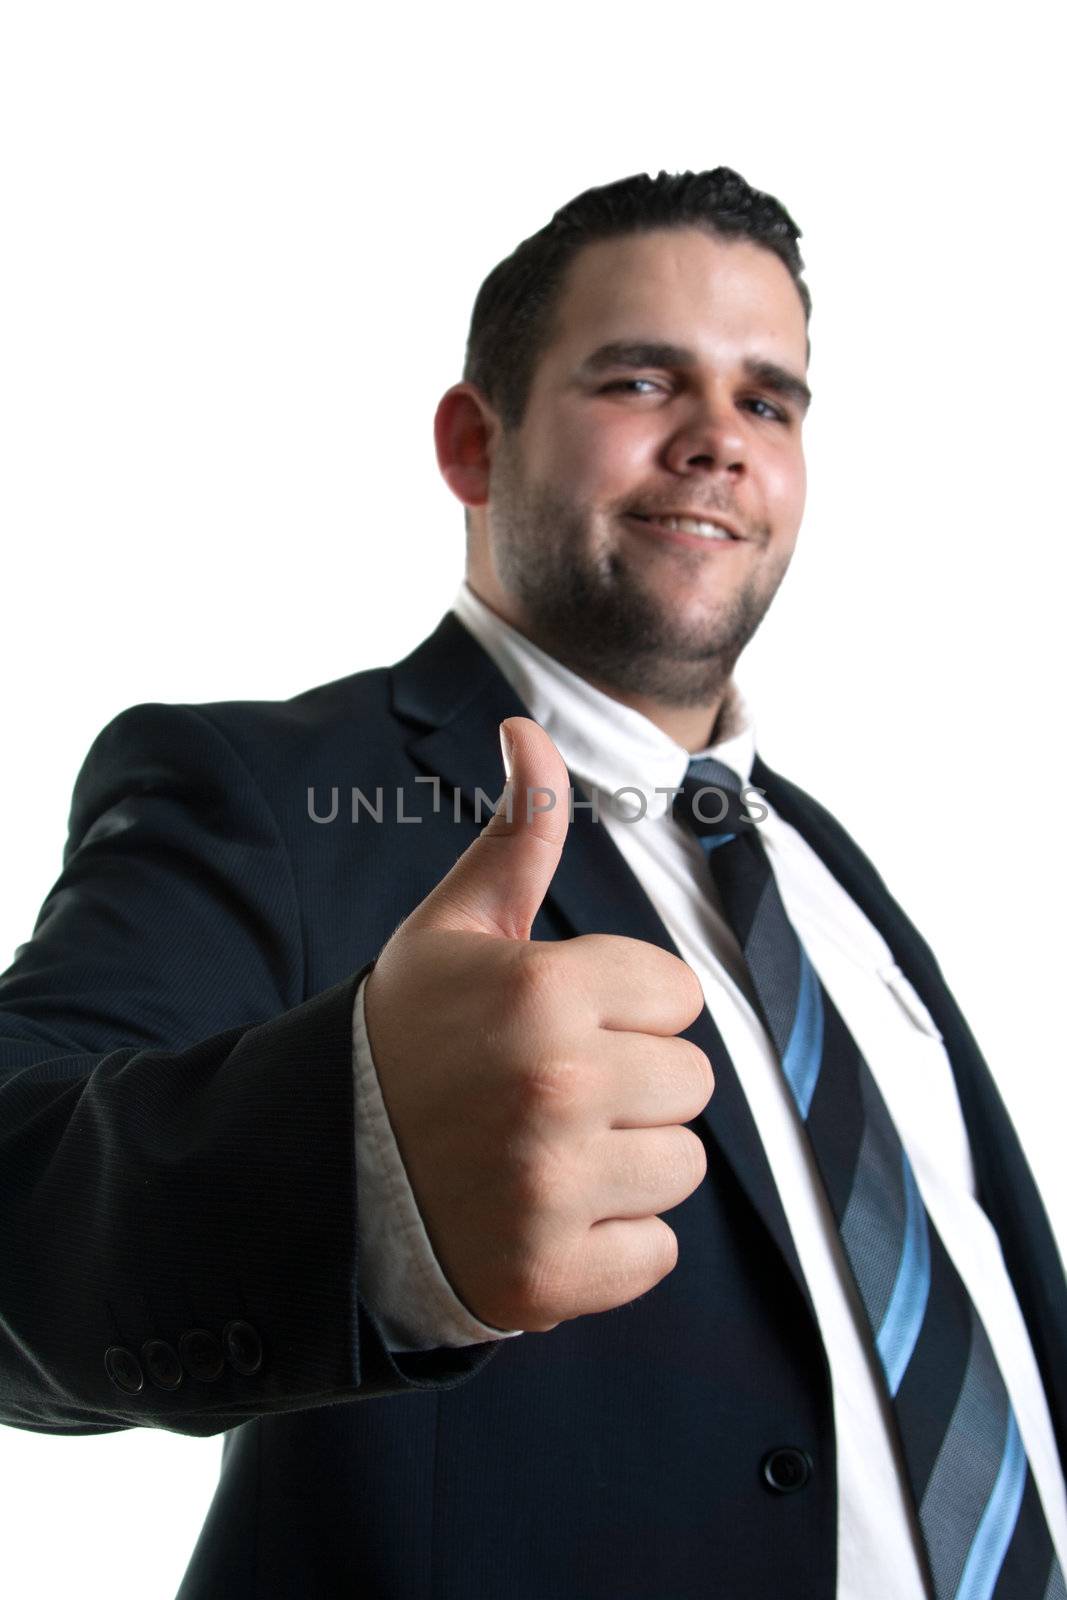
left=104, top=1345, right=144, bottom=1394
left=223, top=1319, right=263, bottom=1375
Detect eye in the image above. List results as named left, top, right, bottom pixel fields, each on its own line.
left=599, top=378, right=667, bottom=396
left=745, top=397, right=788, bottom=422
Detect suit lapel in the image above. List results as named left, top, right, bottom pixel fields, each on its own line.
left=393, top=615, right=815, bottom=1315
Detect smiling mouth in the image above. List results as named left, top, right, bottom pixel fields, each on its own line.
left=626, top=513, right=741, bottom=542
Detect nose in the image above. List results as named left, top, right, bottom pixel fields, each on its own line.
left=662, top=391, right=747, bottom=478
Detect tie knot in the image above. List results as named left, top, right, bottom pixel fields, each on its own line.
left=673, top=757, right=751, bottom=840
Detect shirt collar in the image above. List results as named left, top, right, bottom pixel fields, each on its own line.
left=450, top=582, right=758, bottom=821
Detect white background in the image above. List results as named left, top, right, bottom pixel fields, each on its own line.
left=1, top=2, right=1064, bottom=1594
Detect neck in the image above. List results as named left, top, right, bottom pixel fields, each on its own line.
left=579, top=674, right=741, bottom=753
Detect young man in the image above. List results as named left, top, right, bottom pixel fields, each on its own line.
left=1, top=169, right=1064, bottom=1599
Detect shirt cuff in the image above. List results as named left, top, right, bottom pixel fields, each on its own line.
left=351, top=970, right=523, bottom=1353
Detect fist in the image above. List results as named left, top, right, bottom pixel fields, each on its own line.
left=363, top=717, right=713, bottom=1333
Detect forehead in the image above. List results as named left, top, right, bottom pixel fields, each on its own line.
left=541, top=226, right=809, bottom=375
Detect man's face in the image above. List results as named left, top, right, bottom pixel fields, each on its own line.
left=472, top=226, right=810, bottom=707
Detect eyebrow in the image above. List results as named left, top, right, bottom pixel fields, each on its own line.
left=576, top=340, right=813, bottom=413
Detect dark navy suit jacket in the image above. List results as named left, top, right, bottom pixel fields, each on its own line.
left=1, top=613, right=1064, bottom=1598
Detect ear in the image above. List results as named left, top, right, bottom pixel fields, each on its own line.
left=434, top=383, right=499, bottom=507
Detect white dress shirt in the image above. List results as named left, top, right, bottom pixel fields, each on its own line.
left=351, top=581, right=1067, bottom=1597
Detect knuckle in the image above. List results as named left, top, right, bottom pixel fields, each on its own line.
left=505, top=944, right=564, bottom=1019
left=655, top=1221, right=680, bottom=1278
left=506, top=1132, right=571, bottom=1216
left=686, top=1040, right=715, bottom=1098
left=516, top=1050, right=583, bottom=1119
left=506, top=1242, right=574, bottom=1325
left=675, top=1126, right=708, bottom=1189
left=673, top=958, right=706, bottom=1020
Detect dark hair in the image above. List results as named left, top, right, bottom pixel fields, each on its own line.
left=462, top=167, right=810, bottom=434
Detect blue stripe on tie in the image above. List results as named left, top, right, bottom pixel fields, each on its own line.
left=877, top=1151, right=931, bottom=1394
left=954, top=1409, right=1027, bottom=1600
left=699, top=832, right=737, bottom=852
left=782, top=944, right=823, bottom=1119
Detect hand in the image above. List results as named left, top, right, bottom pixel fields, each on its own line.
left=362, top=716, right=713, bottom=1333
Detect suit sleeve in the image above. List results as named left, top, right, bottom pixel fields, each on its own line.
left=0, top=702, right=500, bottom=1439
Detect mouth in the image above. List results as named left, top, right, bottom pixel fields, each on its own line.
left=623, top=512, right=743, bottom=546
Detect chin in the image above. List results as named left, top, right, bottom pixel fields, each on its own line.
left=651, top=592, right=731, bottom=634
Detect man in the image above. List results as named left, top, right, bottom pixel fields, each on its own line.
left=0, top=169, right=1063, bottom=1599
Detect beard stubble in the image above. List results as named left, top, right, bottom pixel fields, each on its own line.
left=487, top=448, right=792, bottom=709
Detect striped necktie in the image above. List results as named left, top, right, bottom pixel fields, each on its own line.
left=674, top=756, right=1064, bottom=1600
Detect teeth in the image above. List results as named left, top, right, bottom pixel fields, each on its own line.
left=643, top=515, right=733, bottom=539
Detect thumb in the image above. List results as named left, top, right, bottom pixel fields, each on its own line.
left=411, top=715, right=572, bottom=940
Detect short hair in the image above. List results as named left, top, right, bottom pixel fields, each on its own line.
left=462, top=167, right=811, bottom=435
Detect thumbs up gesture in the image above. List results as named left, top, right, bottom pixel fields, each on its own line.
left=362, top=716, right=714, bottom=1334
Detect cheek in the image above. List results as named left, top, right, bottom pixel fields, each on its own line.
left=764, top=449, right=807, bottom=530
left=531, top=413, right=654, bottom=501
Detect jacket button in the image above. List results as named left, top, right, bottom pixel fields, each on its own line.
left=104, top=1345, right=144, bottom=1394
left=761, top=1447, right=812, bottom=1493
left=179, top=1328, right=224, bottom=1383
left=142, top=1339, right=183, bottom=1391
left=223, top=1319, right=263, bottom=1375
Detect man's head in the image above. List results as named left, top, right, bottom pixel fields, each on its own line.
left=435, top=168, right=812, bottom=714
